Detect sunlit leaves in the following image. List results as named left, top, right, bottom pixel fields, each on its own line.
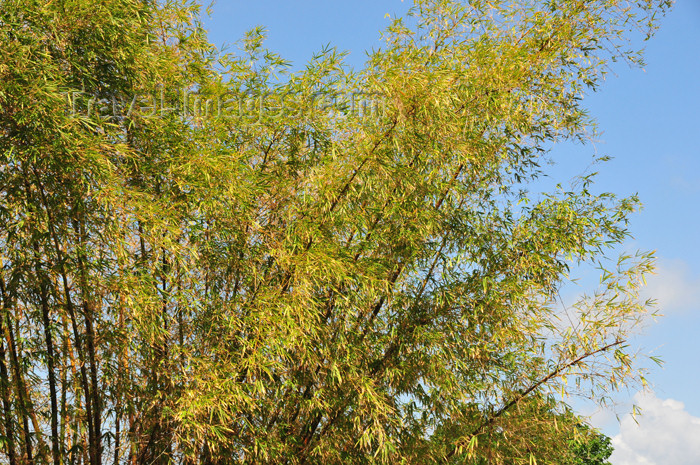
left=0, top=0, right=670, bottom=464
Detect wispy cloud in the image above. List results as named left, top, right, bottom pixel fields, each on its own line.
left=641, top=259, right=700, bottom=314
left=610, top=391, right=700, bottom=465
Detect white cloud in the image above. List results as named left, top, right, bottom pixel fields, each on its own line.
left=610, top=391, right=700, bottom=465
left=641, top=259, right=700, bottom=314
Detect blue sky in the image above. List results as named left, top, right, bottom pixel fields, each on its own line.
left=203, top=1, right=700, bottom=462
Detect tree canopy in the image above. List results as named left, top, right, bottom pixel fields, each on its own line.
left=0, top=0, right=668, bottom=463
left=571, top=424, right=614, bottom=465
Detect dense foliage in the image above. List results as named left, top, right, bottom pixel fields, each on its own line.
left=0, top=0, right=668, bottom=463
left=571, top=425, right=614, bottom=465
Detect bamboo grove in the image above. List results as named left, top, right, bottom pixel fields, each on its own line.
left=0, top=0, right=668, bottom=463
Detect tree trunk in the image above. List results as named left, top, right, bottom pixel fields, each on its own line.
left=35, top=254, right=60, bottom=465
left=0, top=305, right=17, bottom=465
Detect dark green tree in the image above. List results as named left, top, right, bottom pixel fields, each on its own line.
left=571, top=425, right=614, bottom=465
